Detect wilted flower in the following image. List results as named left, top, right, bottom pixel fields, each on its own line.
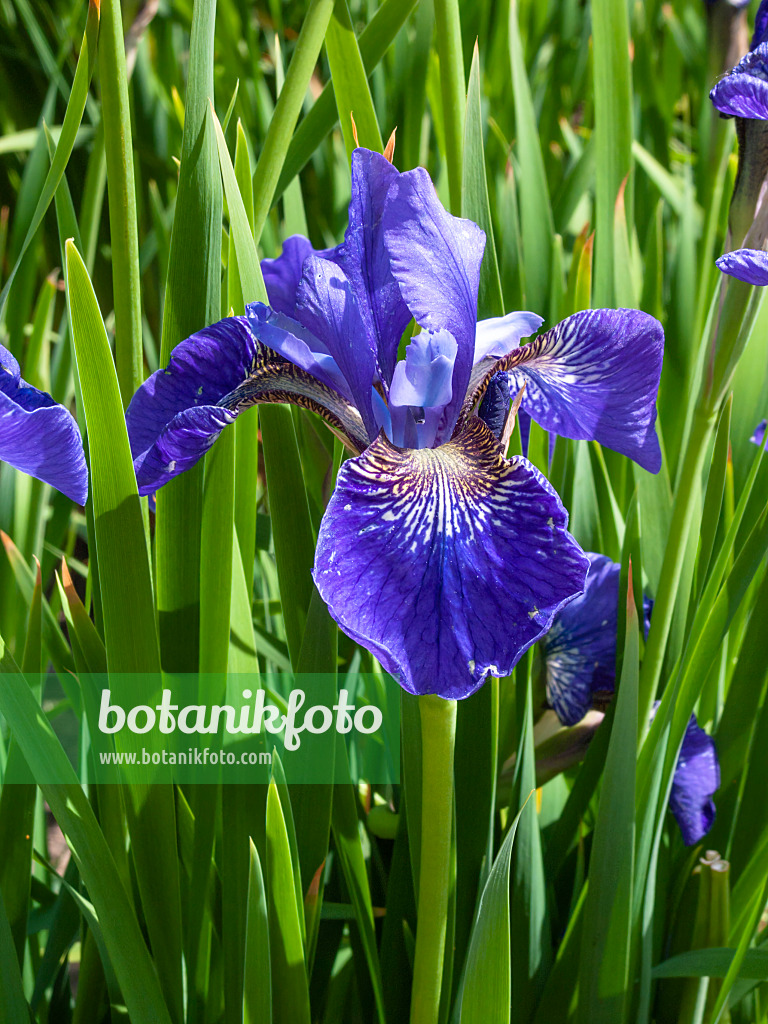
left=540, top=552, right=719, bottom=845
left=126, top=149, right=663, bottom=699
left=0, top=343, right=88, bottom=504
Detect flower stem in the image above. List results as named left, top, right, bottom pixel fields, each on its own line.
left=410, top=695, right=457, bottom=1024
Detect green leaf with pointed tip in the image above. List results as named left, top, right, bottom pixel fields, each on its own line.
left=326, top=0, right=383, bottom=157
left=244, top=838, right=272, bottom=1024
left=266, top=781, right=311, bottom=1024
left=65, top=240, right=184, bottom=1022
left=462, top=44, right=504, bottom=320
left=459, top=795, right=530, bottom=1023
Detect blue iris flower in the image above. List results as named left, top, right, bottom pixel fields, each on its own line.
left=0, top=343, right=88, bottom=504
left=751, top=418, right=767, bottom=445
left=541, top=553, right=719, bottom=845
left=125, top=149, right=664, bottom=700
left=716, top=246, right=768, bottom=283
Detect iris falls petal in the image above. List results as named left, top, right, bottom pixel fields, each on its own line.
left=313, top=416, right=589, bottom=699
left=126, top=316, right=370, bottom=495
left=502, top=308, right=664, bottom=472
left=0, top=345, right=88, bottom=503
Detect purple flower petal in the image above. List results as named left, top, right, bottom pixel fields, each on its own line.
left=716, top=248, right=768, bottom=284
left=388, top=329, right=459, bottom=449
left=0, top=345, right=88, bottom=504
left=261, top=235, right=336, bottom=318
left=382, top=167, right=486, bottom=445
left=669, top=714, right=720, bottom=846
left=711, top=44, right=768, bottom=119
left=339, top=149, right=412, bottom=384
left=126, top=316, right=370, bottom=495
left=754, top=0, right=768, bottom=47
left=313, top=416, right=589, bottom=699
left=502, top=308, right=664, bottom=473
left=751, top=418, right=767, bottom=445
left=542, top=554, right=621, bottom=726
left=293, top=255, right=378, bottom=439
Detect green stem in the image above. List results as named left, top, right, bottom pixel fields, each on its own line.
left=638, top=406, right=717, bottom=724
left=434, top=0, right=465, bottom=215
left=98, top=0, right=143, bottom=408
left=410, top=695, right=457, bottom=1024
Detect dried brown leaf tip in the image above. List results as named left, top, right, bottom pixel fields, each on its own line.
left=383, top=127, right=397, bottom=163
left=350, top=112, right=360, bottom=149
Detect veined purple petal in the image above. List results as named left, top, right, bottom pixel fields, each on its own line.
left=382, top=167, right=486, bottom=445
left=715, top=248, right=768, bottom=284
left=126, top=316, right=370, bottom=495
left=543, top=554, right=621, bottom=726
left=0, top=345, right=88, bottom=504
left=711, top=44, right=768, bottom=119
left=294, top=255, right=378, bottom=439
left=474, top=311, right=544, bottom=363
left=751, top=418, right=767, bottom=445
left=502, top=308, right=664, bottom=473
left=669, top=714, right=720, bottom=846
left=313, top=416, right=589, bottom=699
left=340, top=149, right=411, bottom=384
left=261, top=235, right=337, bottom=318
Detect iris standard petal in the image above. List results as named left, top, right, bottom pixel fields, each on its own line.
left=294, top=255, right=379, bottom=439
left=340, top=149, right=412, bottom=384
left=498, top=308, right=664, bottom=473
left=668, top=714, right=720, bottom=846
left=313, top=416, right=589, bottom=700
left=382, top=167, right=486, bottom=443
left=261, top=235, right=336, bottom=318
left=0, top=346, right=88, bottom=504
left=710, top=44, right=768, bottom=118
left=542, top=553, right=620, bottom=726
left=127, top=316, right=370, bottom=495
left=715, top=247, right=768, bottom=284
left=473, top=311, right=544, bottom=363
left=751, top=418, right=767, bottom=445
